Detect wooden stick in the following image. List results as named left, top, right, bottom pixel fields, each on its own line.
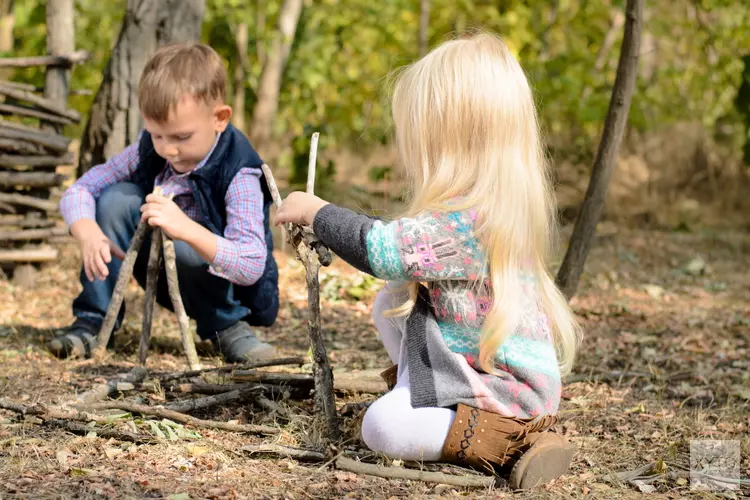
left=0, top=80, right=92, bottom=95
left=253, top=393, right=287, bottom=417
left=80, top=401, right=279, bottom=436
left=138, top=228, right=163, bottom=366
left=164, top=386, right=263, bottom=413
left=0, top=171, right=66, bottom=187
left=0, top=192, right=59, bottom=212
left=0, top=216, right=55, bottom=228
left=261, top=160, right=338, bottom=437
left=306, top=132, right=319, bottom=195
left=0, top=50, right=91, bottom=68
left=0, top=247, right=58, bottom=262
left=231, top=370, right=315, bottom=388
left=0, top=84, right=81, bottom=122
left=44, top=419, right=157, bottom=444
left=303, top=135, right=338, bottom=438
left=93, top=221, right=150, bottom=359
left=0, top=138, right=44, bottom=155
left=335, top=456, right=495, bottom=488
left=0, top=227, right=68, bottom=241
left=0, top=102, right=74, bottom=125
left=0, top=152, right=74, bottom=167
left=162, top=232, right=201, bottom=371
left=0, top=122, right=71, bottom=153
left=66, top=366, right=149, bottom=405
left=156, top=356, right=307, bottom=382
left=243, top=444, right=325, bottom=462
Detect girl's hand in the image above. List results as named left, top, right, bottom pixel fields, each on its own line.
left=140, top=194, right=194, bottom=241
left=274, top=191, right=329, bottom=227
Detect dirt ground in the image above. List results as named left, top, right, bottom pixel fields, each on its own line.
left=0, top=225, right=748, bottom=499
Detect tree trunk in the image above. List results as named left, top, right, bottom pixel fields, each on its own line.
left=77, top=0, right=205, bottom=177
left=42, top=0, right=74, bottom=134
left=555, top=0, right=643, bottom=300
left=0, top=0, right=13, bottom=54
left=419, top=0, right=430, bottom=57
left=248, top=0, right=303, bottom=154
left=233, top=22, right=249, bottom=133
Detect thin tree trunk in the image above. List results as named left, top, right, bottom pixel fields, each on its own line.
left=419, top=0, right=430, bottom=57
left=555, top=0, right=643, bottom=300
left=77, top=0, right=205, bottom=177
left=248, top=0, right=303, bottom=153
left=233, top=22, right=249, bottom=133
left=42, top=0, right=74, bottom=134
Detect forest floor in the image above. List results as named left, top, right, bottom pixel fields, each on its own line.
left=0, top=224, right=748, bottom=499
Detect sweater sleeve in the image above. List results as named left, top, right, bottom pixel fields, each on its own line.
left=313, top=204, right=487, bottom=281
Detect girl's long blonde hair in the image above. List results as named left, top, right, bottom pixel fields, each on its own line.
left=387, top=33, right=581, bottom=375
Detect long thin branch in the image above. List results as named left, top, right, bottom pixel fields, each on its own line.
left=44, top=419, right=157, bottom=444
left=156, top=356, right=306, bottom=382
left=66, top=366, right=149, bottom=405
left=79, top=401, right=279, bottom=436
left=94, top=222, right=150, bottom=358
left=163, top=232, right=201, bottom=371
left=164, top=386, right=263, bottom=413
left=138, top=228, right=163, bottom=366
left=335, top=456, right=495, bottom=488
left=243, top=444, right=325, bottom=462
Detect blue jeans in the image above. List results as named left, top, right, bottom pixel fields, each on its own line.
left=72, top=182, right=271, bottom=340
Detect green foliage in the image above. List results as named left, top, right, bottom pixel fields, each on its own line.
left=6, top=0, right=750, bottom=163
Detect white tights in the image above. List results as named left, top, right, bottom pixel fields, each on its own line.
left=360, top=286, right=456, bottom=461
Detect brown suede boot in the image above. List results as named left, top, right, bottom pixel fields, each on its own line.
left=380, top=364, right=398, bottom=391
left=440, top=404, right=574, bottom=488
left=508, top=432, right=576, bottom=489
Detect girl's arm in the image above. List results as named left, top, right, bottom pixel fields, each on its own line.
left=313, top=203, right=486, bottom=282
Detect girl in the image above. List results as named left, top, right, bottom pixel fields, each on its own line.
left=275, top=33, right=580, bottom=489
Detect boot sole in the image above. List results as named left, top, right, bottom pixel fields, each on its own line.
left=508, top=441, right=576, bottom=489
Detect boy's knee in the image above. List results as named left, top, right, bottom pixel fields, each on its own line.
left=96, top=183, right=144, bottom=230
left=172, top=241, right=208, bottom=274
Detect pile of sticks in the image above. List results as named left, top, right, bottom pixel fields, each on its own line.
left=0, top=51, right=91, bottom=266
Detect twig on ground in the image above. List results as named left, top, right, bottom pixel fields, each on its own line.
left=79, top=401, right=279, bottom=436
left=66, top=366, right=148, bottom=405
left=231, top=370, right=314, bottom=388
left=335, top=456, right=495, bottom=488
left=44, top=419, right=157, bottom=444
left=164, top=386, right=263, bottom=413
left=243, top=444, right=325, bottom=462
left=253, top=394, right=288, bottom=419
left=156, top=356, right=307, bottom=382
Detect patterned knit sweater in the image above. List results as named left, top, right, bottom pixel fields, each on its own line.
left=313, top=204, right=562, bottom=417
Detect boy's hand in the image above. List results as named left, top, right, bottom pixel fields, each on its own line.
left=70, top=219, right=126, bottom=282
left=140, top=194, right=194, bottom=240
left=274, top=191, right=329, bottom=227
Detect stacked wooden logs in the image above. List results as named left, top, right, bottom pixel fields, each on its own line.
left=0, top=50, right=90, bottom=276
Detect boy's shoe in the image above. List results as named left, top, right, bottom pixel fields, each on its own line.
left=213, top=321, right=278, bottom=364
left=47, top=318, right=100, bottom=359
left=440, top=404, right=575, bottom=489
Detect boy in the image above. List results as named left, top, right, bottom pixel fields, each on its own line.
left=48, top=42, right=280, bottom=363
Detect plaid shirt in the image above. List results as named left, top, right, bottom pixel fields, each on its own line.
left=60, top=132, right=267, bottom=286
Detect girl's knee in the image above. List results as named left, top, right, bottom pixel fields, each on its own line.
left=360, top=391, right=409, bottom=456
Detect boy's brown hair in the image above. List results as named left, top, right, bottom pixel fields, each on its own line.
left=137, top=41, right=226, bottom=122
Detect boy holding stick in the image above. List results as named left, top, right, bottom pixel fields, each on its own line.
left=49, top=42, right=279, bottom=363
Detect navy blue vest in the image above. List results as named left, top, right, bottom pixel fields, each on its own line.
left=132, top=124, right=279, bottom=327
